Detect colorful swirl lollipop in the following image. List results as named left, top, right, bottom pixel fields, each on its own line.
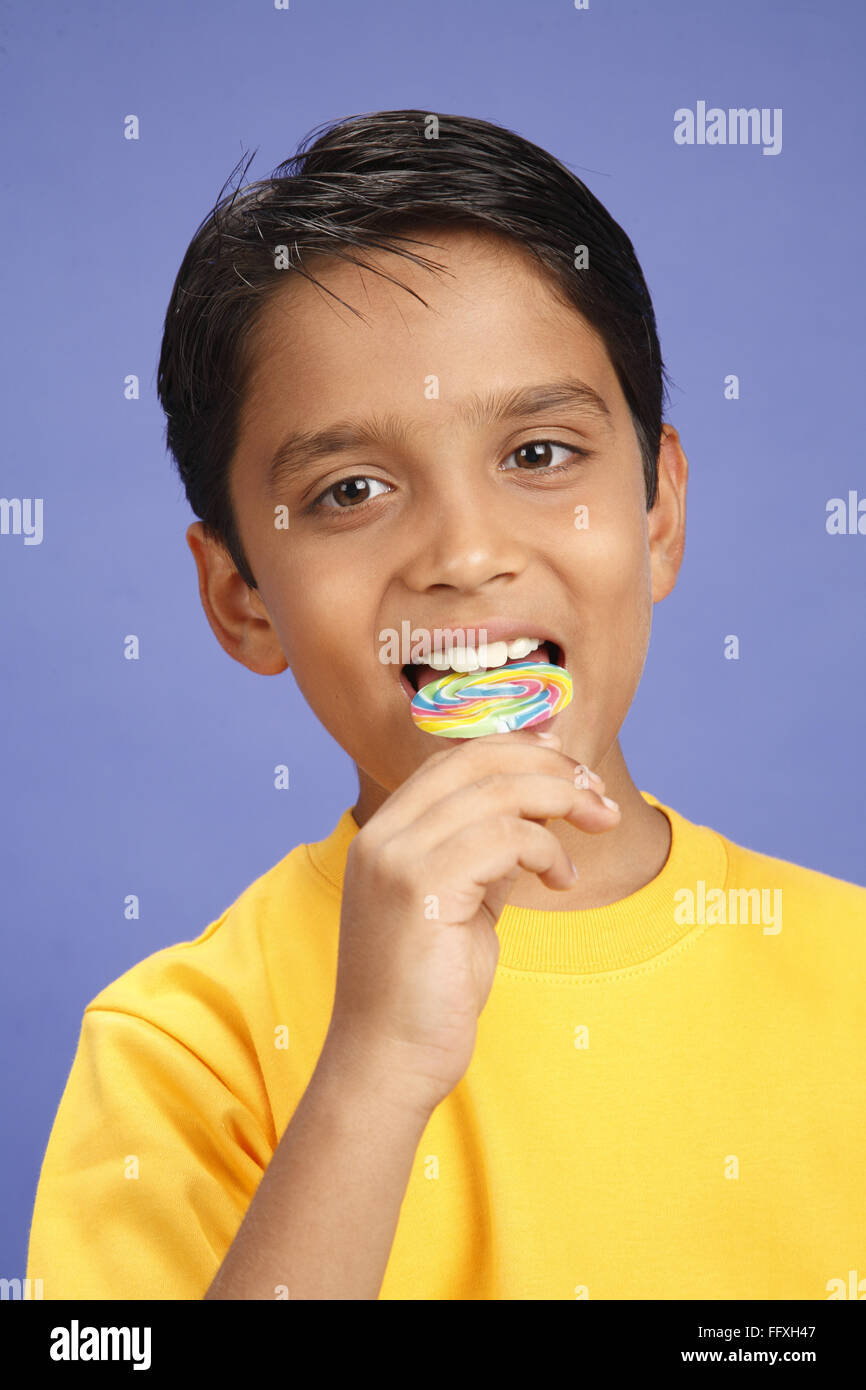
left=410, top=660, right=572, bottom=737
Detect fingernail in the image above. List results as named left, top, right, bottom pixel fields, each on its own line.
left=568, top=858, right=579, bottom=878
left=535, top=730, right=558, bottom=740
left=602, top=796, right=619, bottom=811
left=575, top=763, right=602, bottom=787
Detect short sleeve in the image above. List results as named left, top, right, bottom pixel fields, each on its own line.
left=26, top=1006, right=273, bottom=1299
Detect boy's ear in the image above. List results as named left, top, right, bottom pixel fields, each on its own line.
left=185, top=523, right=289, bottom=675
left=648, top=424, right=688, bottom=602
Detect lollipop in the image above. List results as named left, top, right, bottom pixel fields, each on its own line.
left=410, top=660, right=572, bottom=737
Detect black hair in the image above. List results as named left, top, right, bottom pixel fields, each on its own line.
left=157, top=109, right=672, bottom=590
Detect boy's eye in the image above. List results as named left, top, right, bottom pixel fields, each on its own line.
left=314, top=476, right=393, bottom=510
left=501, top=440, right=587, bottom=472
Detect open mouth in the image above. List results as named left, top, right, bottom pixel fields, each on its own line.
left=400, top=639, right=564, bottom=700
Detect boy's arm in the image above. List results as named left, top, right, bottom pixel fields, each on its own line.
left=205, top=1031, right=433, bottom=1301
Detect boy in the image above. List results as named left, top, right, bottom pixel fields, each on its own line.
left=26, top=109, right=866, bottom=1300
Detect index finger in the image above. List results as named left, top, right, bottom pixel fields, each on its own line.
left=368, top=728, right=586, bottom=843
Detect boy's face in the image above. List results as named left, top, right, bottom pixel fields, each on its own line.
left=191, top=226, right=687, bottom=809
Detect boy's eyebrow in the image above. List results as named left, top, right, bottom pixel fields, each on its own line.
left=265, top=377, right=614, bottom=492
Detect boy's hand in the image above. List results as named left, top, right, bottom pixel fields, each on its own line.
left=322, top=729, right=620, bottom=1120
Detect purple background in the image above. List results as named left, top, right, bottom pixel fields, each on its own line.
left=2, top=0, right=864, bottom=1277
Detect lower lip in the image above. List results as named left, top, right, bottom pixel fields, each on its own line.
left=442, top=708, right=563, bottom=743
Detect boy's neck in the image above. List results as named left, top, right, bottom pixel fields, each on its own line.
left=351, top=740, right=672, bottom=912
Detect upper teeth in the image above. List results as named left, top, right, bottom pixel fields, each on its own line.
left=426, top=635, right=546, bottom=674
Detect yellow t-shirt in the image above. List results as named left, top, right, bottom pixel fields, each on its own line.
left=26, top=793, right=866, bottom=1300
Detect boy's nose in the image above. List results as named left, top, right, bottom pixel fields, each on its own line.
left=398, top=490, right=529, bottom=593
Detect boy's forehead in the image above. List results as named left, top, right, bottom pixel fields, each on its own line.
left=248, top=225, right=597, bottom=368
left=299, top=220, right=551, bottom=296
left=235, top=224, right=623, bottom=461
